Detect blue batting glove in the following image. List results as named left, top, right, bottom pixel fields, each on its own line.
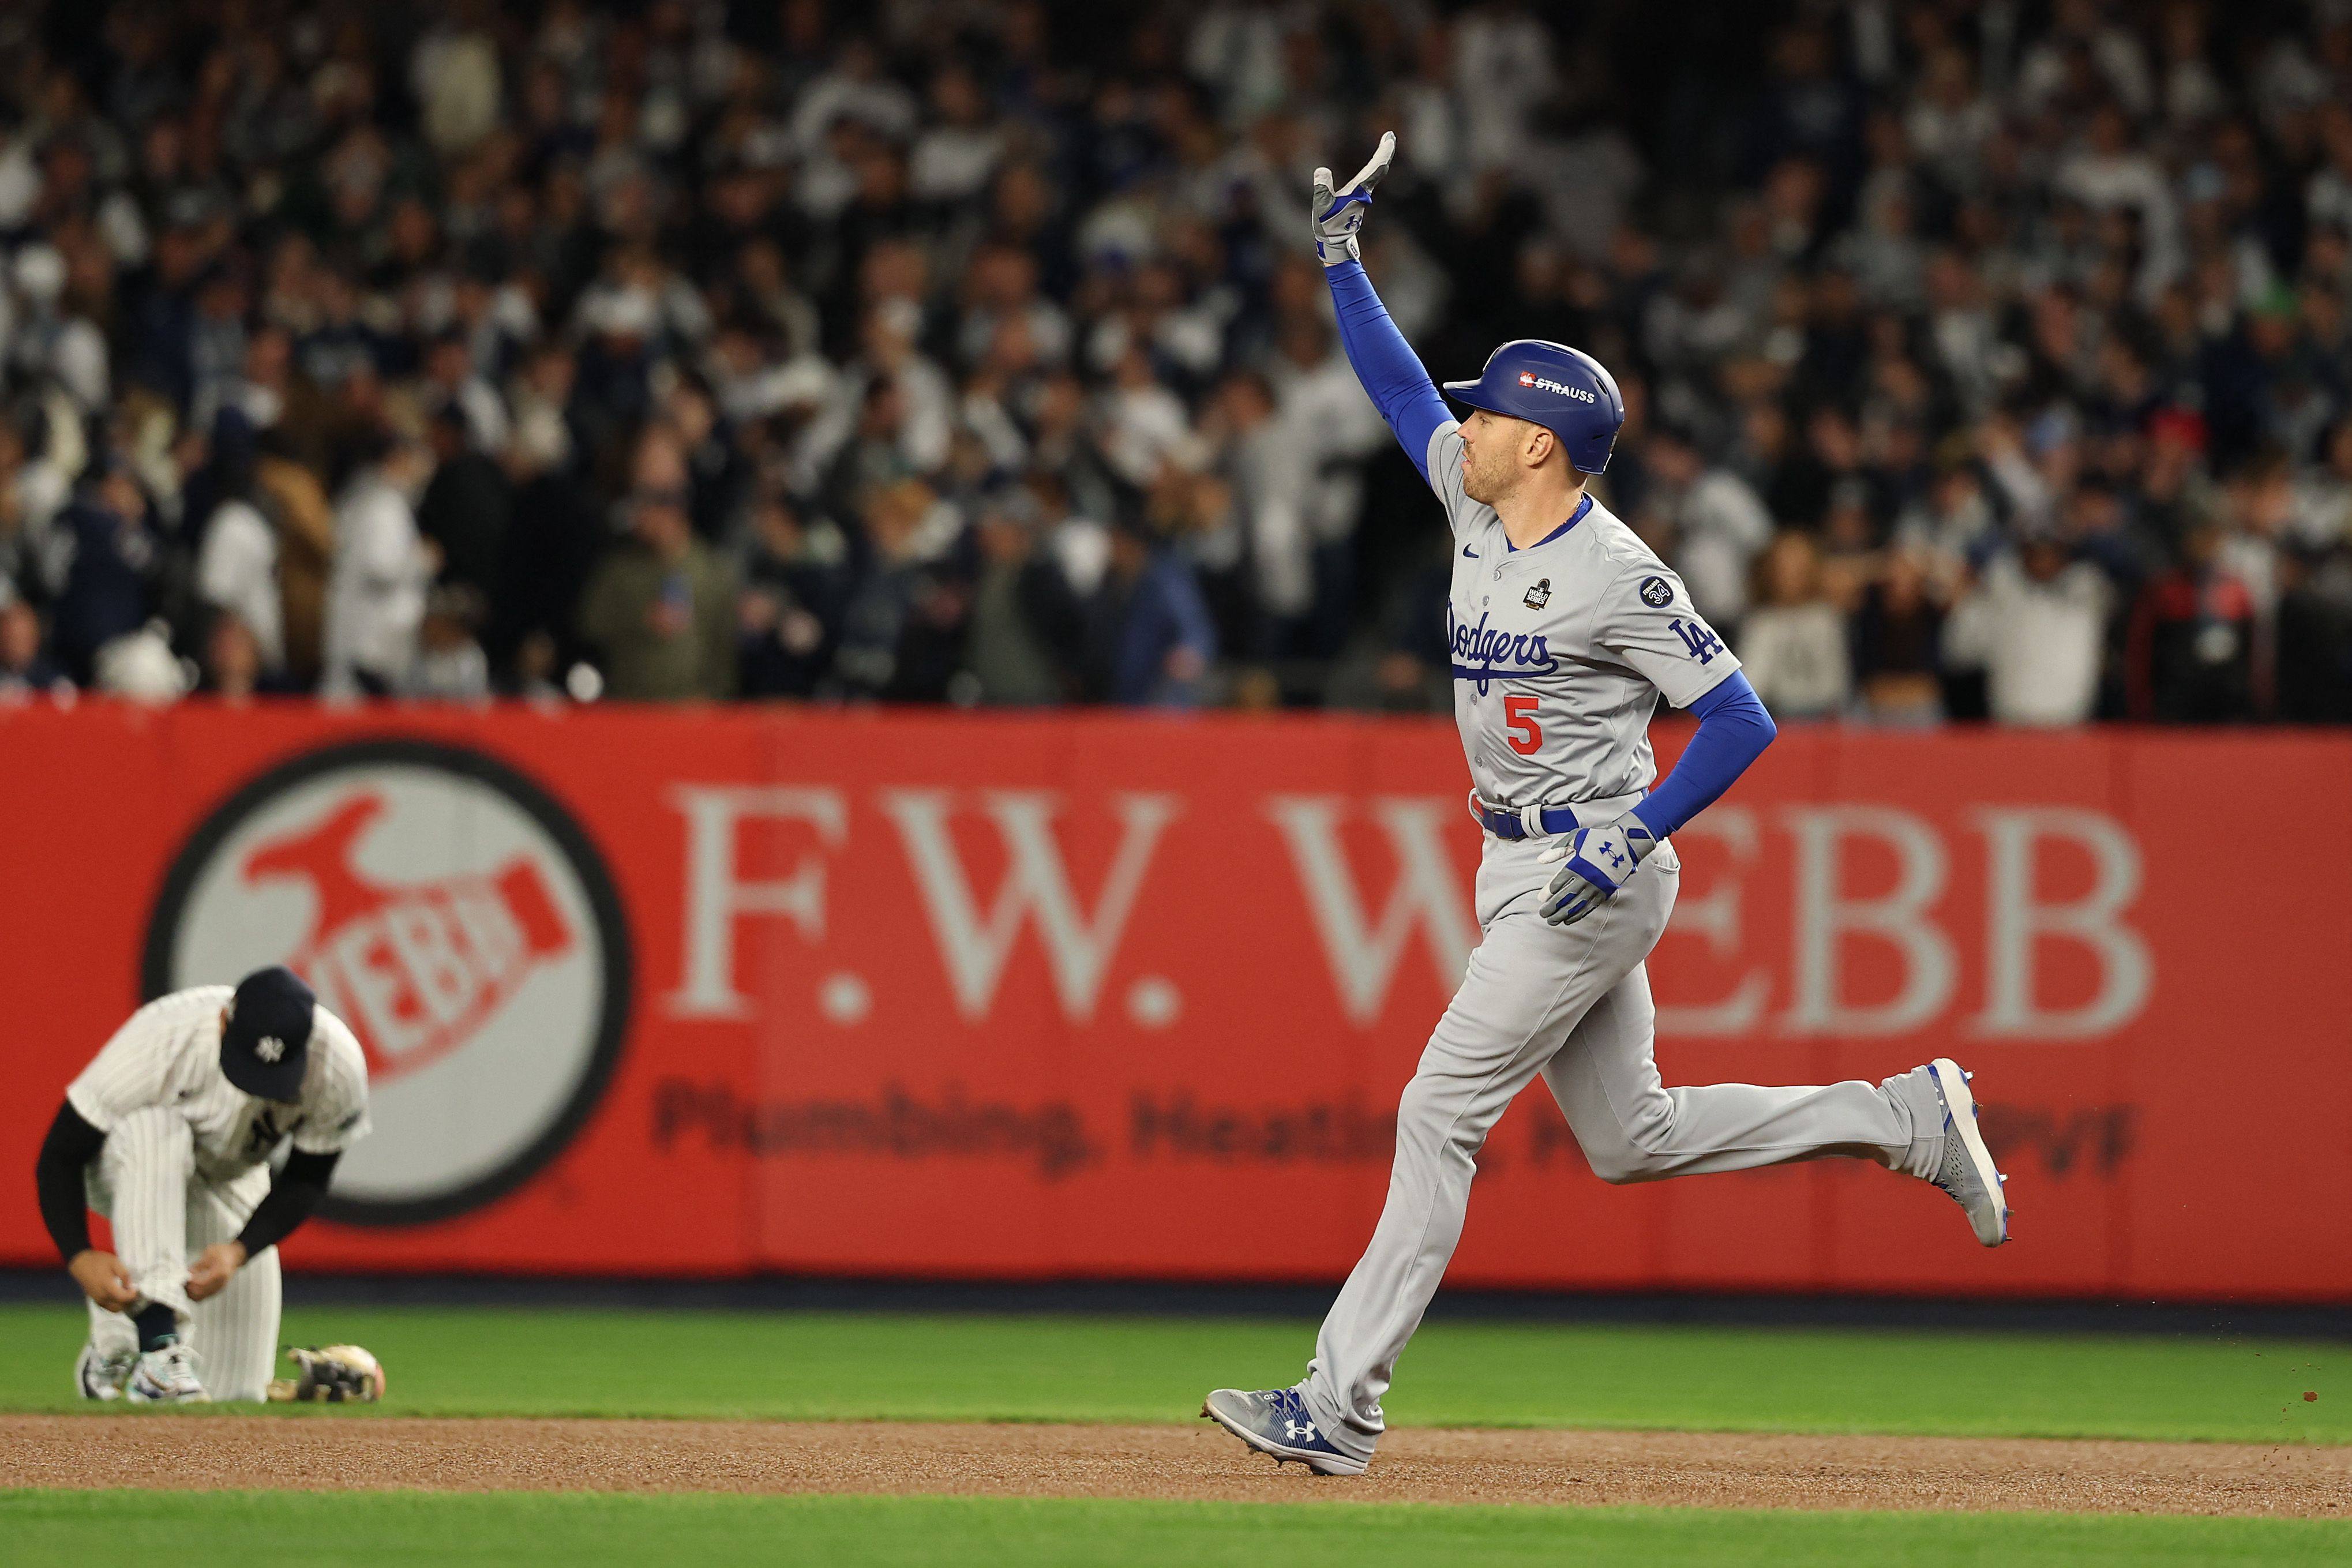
left=1537, top=814, right=1658, bottom=926
left=1311, top=132, right=1396, bottom=267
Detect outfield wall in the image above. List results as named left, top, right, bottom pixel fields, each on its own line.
left=1, top=701, right=2346, bottom=1302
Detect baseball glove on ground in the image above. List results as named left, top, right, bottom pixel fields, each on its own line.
left=266, top=1344, right=387, bottom=1402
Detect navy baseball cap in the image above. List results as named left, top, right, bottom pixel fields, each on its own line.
left=220, top=966, right=316, bottom=1101
left=1443, top=339, right=1626, bottom=474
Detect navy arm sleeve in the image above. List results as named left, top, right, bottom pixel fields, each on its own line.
left=1629, top=672, right=1776, bottom=841
left=235, top=1149, right=341, bottom=1256
left=35, top=1101, right=103, bottom=1261
left=1325, top=260, right=1453, bottom=483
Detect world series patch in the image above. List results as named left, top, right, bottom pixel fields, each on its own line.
left=1524, top=578, right=1551, bottom=610
left=1639, top=576, right=1675, bottom=607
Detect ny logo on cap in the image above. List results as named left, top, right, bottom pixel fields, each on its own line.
left=255, top=1036, right=287, bottom=1064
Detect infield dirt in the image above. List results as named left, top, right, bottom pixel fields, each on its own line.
left=3, top=1415, right=2345, bottom=1517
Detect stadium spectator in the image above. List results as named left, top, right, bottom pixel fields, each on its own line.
left=1952, top=533, right=2113, bottom=727
left=0, top=594, right=63, bottom=698
left=407, top=583, right=492, bottom=702
left=1736, top=531, right=1853, bottom=719
left=415, top=403, right=511, bottom=603
left=1641, top=425, right=1775, bottom=630
left=735, top=490, right=851, bottom=700
left=1851, top=544, right=1946, bottom=725
left=962, top=490, right=1084, bottom=706
left=2127, top=521, right=2261, bottom=723
left=324, top=433, right=438, bottom=697
left=192, top=415, right=284, bottom=677
left=1089, top=517, right=1217, bottom=708
left=46, top=458, right=159, bottom=687
left=577, top=427, right=738, bottom=701
left=0, top=0, right=2336, bottom=727
left=200, top=612, right=265, bottom=703
left=2278, top=542, right=2352, bottom=723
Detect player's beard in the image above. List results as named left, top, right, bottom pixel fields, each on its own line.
left=1461, top=441, right=1516, bottom=508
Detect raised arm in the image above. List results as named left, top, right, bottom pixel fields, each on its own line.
left=1312, top=133, right=1453, bottom=485
left=1326, top=263, right=1453, bottom=485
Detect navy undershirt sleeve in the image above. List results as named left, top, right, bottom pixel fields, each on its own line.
left=1325, top=261, right=1453, bottom=483
left=1629, top=671, right=1776, bottom=841
left=235, top=1149, right=342, bottom=1256
left=35, top=1101, right=103, bottom=1261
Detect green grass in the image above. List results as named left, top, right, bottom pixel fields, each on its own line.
left=2, top=1303, right=2343, bottom=1444
left=5, top=1491, right=2349, bottom=1567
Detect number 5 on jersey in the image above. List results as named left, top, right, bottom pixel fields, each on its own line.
left=1504, top=695, right=1543, bottom=755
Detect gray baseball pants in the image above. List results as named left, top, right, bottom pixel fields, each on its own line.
left=1301, top=834, right=1943, bottom=1462
left=84, top=1107, right=283, bottom=1401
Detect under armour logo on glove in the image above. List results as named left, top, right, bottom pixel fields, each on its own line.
left=1538, top=815, right=1659, bottom=926
left=1311, top=133, right=1396, bottom=267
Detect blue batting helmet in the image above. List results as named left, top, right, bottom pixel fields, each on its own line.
left=1442, top=340, right=1625, bottom=474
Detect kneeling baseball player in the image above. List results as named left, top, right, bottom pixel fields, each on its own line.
left=1203, top=135, right=2010, bottom=1475
left=33, top=966, right=371, bottom=1402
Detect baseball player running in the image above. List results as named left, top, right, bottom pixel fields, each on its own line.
left=33, top=966, right=370, bottom=1402
left=1203, top=134, right=2009, bottom=1476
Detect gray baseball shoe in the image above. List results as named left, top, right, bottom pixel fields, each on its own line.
left=75, top=1342, right=136, bottom=1401
left=1925, top=1057, right=2009, bottom=1246
left=1201, top=1386, right=1366, bottom=1475
left=125, top=1341, right=209, bottom=1404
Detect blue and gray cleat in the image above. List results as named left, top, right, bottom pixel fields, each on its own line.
left=1926, top=1056, right=2009, bottom=1246
left=1201, top=1386, right=1367, bottom=1476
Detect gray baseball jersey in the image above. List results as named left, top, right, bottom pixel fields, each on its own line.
left=1291, top=415, right=1939, bottom=1468
left=1428, top=420, right=1741, bottom=808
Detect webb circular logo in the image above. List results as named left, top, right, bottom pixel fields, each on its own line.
left=143, top=738, right=632, bottom=1226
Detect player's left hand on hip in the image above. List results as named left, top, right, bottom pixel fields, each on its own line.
left=1311, top=131, right=1396, bottom=266
left=186, top=1240, right=247, bottom=1302
left=1537, top=815, right=1657, bottom=926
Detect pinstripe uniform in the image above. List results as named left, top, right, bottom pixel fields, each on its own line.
left=67, top=988, right=370, bottom=1401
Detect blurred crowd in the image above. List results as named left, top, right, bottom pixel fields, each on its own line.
left=0, top=0, right=2348, bottom=723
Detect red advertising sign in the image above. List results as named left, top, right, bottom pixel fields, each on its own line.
left=2, top=702, right=2346, bottom=1301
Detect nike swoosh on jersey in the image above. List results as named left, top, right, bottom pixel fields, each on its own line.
left=1461, top=543, right=1479, bottom=558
